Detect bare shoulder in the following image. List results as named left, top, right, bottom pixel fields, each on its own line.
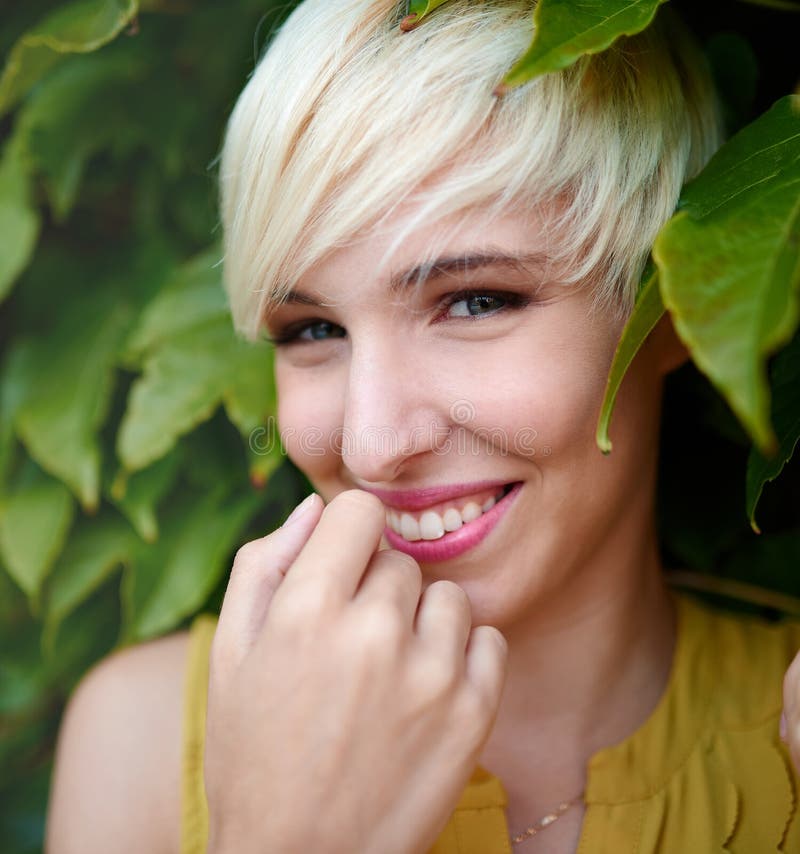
left=46, top=629, right=192, bottom=854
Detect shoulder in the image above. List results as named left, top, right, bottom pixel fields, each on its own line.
left=46, top=629, right=192, bottom=854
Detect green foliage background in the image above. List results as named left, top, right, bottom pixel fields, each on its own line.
left=0, top=1, right=798, bottom=851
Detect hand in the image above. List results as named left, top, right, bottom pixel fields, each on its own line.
left=783, top=650, right=800, bottom=776
left=204, top=489, right=508, bottom=854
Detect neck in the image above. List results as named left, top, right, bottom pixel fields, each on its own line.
left=477, top=521, right=677, bottom=813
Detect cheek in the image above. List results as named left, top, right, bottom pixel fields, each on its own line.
left=451, top=339, right=610, bottom=460
left=276, top=363, right=345, bottom=477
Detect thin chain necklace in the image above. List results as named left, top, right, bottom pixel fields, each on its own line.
left=509, top=792, right=585, bottom=846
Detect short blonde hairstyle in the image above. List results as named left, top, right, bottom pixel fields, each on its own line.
left=219, top=0, right=723, bottom=341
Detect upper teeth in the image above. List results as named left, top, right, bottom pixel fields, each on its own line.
left=385, top=487, right=507, bottom=542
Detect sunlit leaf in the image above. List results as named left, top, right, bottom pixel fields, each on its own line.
left=0, top=0, right=138, bottom=117
left=502, top=0, right=667, bottom=89
left=596, top=270, right=665, bottom=453
left=0, top=469, right=75, bottom=607
left=654, top=96, right=800, bottom=455
left=118, top=316, right=274, bottom=473
left=746, top=333, right=800, bottom=531
left=223, top=341, right=281, bottom=485
left=0, top=136, right=40, bottom=303
left=402, top=0, right=453, bottom=30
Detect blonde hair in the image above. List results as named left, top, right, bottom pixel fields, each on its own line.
left=219, top=0, right=723, bottom=341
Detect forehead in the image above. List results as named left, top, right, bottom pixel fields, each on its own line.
left=282, top=205, right=559, bottom=308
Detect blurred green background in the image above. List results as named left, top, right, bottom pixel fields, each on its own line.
left=0, top=1, right=797, bottom=852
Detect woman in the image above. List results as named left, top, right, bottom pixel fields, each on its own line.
left=46, top=1, right=800, bottom=852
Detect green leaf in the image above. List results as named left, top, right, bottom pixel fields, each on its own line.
left=17, top=50, right=147, bottom=221
left=0, top=469, right=75, bottom=608
left=43, top=509, right=135, bottom=651
left=502, top=0, right=667, bottom=89
left=402, top=0, right=452, bottom=29
left=596, top=270, right=665, bottom=453
left=118, top=316, right=274, bottom=473
left=107, top=445, right=183, bottom=542
left=223, top=341, right=283, bottom=485
left=0, top=0, right=138, bottom=117
left=121, top=246, right=228, bottom=364
left=746, top=333, right=800, bottom=531
left=6, top=292, right=131, bottom=509
left=654, top=96, right=800, bottom=455
left=125, top=483, right=261, bottom=640
left=0, top=136, right=40, bottom=303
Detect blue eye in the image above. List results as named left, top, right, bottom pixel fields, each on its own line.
left=266, top=319, right=346, bottom=346
left=447, top=293, right=508, bottom=318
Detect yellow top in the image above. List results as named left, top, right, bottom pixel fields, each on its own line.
left=181, top=591, right=800, bottom=853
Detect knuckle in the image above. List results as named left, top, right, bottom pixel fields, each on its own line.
left=358, top=602, right=407, bottom=651
left=427, top=579, right=471, bottom=612
left=232, top=539, right=261, bottom=567
left=271, top=581, right=337, bottom=630
left=383, top=550, right=422, bottom=585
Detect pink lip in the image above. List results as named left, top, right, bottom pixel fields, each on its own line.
left=361, top=479, right=513, bottom=512
left=382, top=481, right=523, bottom=562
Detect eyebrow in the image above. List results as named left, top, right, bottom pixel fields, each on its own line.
left=277, top=251, right=550, bottom=307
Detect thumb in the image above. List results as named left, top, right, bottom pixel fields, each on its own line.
left=215, top=493, right=323, bottom=661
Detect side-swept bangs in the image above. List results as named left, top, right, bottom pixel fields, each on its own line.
left=220, top=0, right=722, bottom=340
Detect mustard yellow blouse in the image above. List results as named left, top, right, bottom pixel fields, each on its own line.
left=181, top=591, right=800, bottom=853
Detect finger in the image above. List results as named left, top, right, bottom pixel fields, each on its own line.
left=280, top=489, right=387, bottom=603
left=214, top=493, right=323, bottom=664
left=414, top=580, right=473, bottom=661
left=463, top=625, right=508, bottom=721
left=354, top=549, right=422, bottom=622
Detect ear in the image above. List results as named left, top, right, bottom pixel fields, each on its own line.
left=648, top=310, right=690, bottom=377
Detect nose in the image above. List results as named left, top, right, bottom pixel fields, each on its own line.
left=340, top=337, right=449, bottom=484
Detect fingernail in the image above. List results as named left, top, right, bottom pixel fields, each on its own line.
left=780, top=710, right=787, bottom=742
left=283, top=493, right=316, bottom=526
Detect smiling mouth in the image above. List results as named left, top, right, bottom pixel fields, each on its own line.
left=384, top=482, right=518, bottom=543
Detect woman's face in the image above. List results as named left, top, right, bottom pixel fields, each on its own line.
left=266, top=206, right=668, bottom=630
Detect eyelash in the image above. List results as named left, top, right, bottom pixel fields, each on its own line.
left=264, top=289, right=532, bottom=347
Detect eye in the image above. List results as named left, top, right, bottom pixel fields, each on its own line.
left=440, top=290, right=529, bottom=320
left=265, top=319, right=346, bottom=346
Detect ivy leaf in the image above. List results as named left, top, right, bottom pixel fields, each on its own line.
left=401, top=1, right=452, bottom=30
left=0, top=468, right=75, bottom=609
left=0, top=135, right=40, bottom=303
left=654, top=96, right=800, bottom=455
left=42, top=510, right=136, bottom=652
left=118, top=316, right=275, bottom=475
left=120, top=246, right=228, bottom=365
left=0, top=0, right=138, bottom=117
left=746, top=333, right=800, bottom=532
left=124, top=483, right=262, bottom=640
left=596, top=270, right=665, bottom=453
left=223, top=342, right=283, bottom=486
left=107, top=445, right=183, bottom=542
left=5, top=292, right=131, bottom=510
left=17, top=50, right=147, bottom=221
left=501, top=0, right=667, bottom=89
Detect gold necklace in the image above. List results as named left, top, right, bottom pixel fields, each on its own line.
left=509, top=792, right=585, bottom=846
